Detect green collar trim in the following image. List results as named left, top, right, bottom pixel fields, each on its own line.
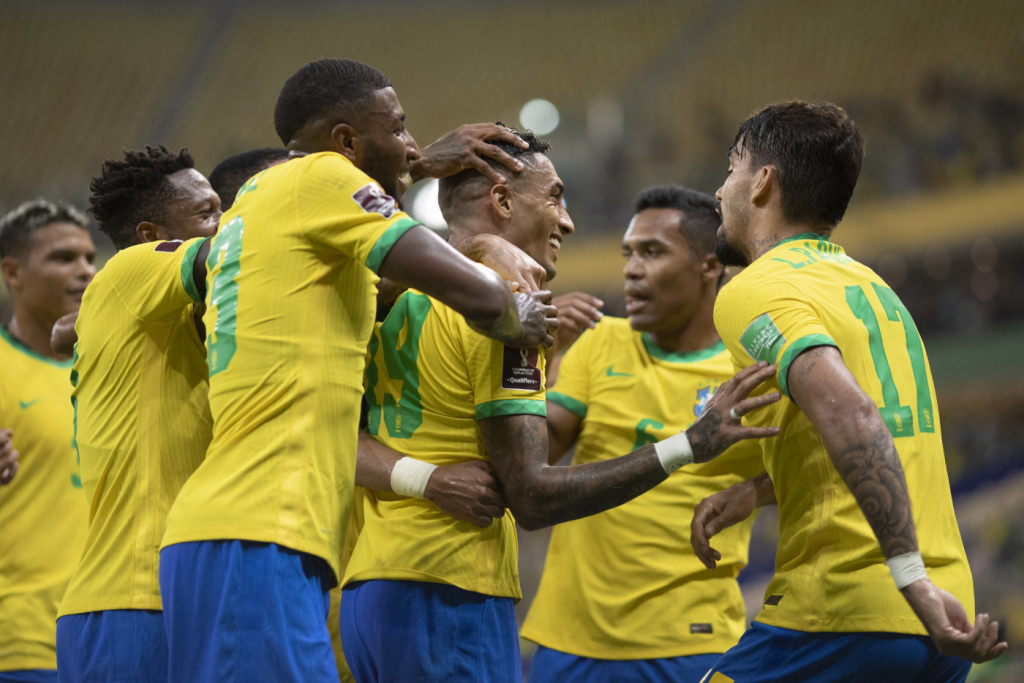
left=0, top=325, right=74, bottom=368
left=641, top=334, right=726, bottom=364
left=770, top=232, right=832, bottom=251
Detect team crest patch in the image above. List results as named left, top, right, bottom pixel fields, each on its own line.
left=502, top=346, right=541, bottom=391
left=694, top=385, right=717, bottom=417
left=352, top=183, right=398, bottom=218
left=154, top=240, right=184, bottom=252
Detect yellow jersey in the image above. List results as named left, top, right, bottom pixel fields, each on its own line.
left=520, top=317, right=765, bottom=659
left=343, top=290, right=547, bottom=599
left=59, top=238, right=211, bottom=617
left=0, top=328, right=87, bottom=671
left=713, top=233, right=973, bottom=634
left=163, top=152, right=420, bottom=580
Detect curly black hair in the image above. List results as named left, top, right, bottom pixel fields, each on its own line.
left=88, top=145, right=194, bottom=250
left=274, top=59, right=391, bottom=145
left=633, top=184, right=720, bottom=258
left=0, top=199, right=89, bottom=259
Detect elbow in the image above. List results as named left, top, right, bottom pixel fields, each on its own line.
left=507, top=490, right=554, bottom=532
left=514, top=510, right=548, bottom=532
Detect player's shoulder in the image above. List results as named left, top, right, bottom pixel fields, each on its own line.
left=295, top=151, right=374, bottom=187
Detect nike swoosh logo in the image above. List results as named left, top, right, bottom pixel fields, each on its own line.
left=605, top=366, right=634, bottom=378
left=19, top=397, right=43, bottom=409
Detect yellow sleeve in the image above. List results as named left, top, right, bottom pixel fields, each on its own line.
left=296, top=154, right=421, bottom=273
left=107, top=238, right=206, bottom=322
left=715, top=275, right=838, bottom=399
left=546, top=327, right=595, bottom=419
left=450, top=310, right=547, bottom=420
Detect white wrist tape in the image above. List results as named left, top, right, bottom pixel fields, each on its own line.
left=390, top=457, right=437, bottom=498
left=654, top=432, right=693, bottom=474
left=886, top=551, right=929, bottom=590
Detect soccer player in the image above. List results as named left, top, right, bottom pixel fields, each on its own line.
left=520, top=186, right=766, bottom=683
left=158, top=59, right=557, bottom=683
left=208, top=147, right=291, bottom=210
left=339, top=132, right=780, bottom=683
left=695, top=101, right=1007, bottom=683
left=54, top=146, right=222, bottom=683
left=0, top=200, right=94, bottom=683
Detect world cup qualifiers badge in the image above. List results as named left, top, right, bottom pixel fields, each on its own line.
left=502, top=346, right=542, bottom=391
left=352, top=183, right=398, bottom=218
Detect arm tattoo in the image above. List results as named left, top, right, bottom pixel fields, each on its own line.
left=829, top=422, right=918, bottom=558
left=483, top=414, right=667, bottom=530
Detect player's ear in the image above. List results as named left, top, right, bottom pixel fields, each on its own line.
left=701, top=253, right=724, bottom=285
left=0, top=256, right=21, bottom=291
left=489, top=184, right=513, bottom=221
left=330, top=123, right=360, bottom=165
left=751, top=165, right=775, bottom=206
left=136, top=221, right=161, bottom=244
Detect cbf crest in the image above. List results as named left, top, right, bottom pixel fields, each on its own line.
left=694, top=382, right=720, bottom=417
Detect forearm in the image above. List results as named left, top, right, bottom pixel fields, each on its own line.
left=820, top=401, right=919, bottom=558
left=50, top=312, right=79, bottom=356
left=752, top=472, right=776, bottom=507
left=485, top=415, right=665, bottom=531
left=355, top=432, right=400, bottom=492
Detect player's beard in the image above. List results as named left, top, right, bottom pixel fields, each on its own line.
left=714, top=232, right=749, bottom=267
left=361, top=138, right=403, bottom=202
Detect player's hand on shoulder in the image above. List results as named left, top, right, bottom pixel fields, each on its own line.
left=687, top=361, right=781, bottom=464
left=503, top=290, right=558, bottom=350
left=551, top=292, right=603, bottom=356
left=412, top=123, right=530, bottom=185
left=424, top=460, right=506, bottom=527
left=0, top=429, right=20, bottom=485
left=690, top=478, right=759, bottom=569
left=901, top=578, right=1008, bottom=663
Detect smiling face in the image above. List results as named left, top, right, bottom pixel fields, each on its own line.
left=355, top=87, right=419, bottom=202
left=502, top=155, right=573, bottom=280
left=4, top=222, right=96, bottom=322
left=622, top=208, right=713, bottom=333
left=149, top=169, right=223, bottom=242
left=713, top=144, right=756, bottom=267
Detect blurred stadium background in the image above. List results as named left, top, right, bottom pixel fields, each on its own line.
left=1, top=0, right=1022, bottom=679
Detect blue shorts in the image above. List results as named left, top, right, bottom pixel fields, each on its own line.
left=339, top=580, right=521, bottom=683
left=0, top=671, right=57, bottom=683
left=527, top=645, right=720, bottom=683
left=55, top=609, right=167, bottom=683
left=159, top=540, right=338, bottom=683
left=704, top=622, right=972, bottom=683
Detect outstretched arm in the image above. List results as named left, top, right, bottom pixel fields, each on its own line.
left=356, top=433, right=505, bottom=528
left=482, top=363, right=781, bottom=531
left=788, top=345, right=1007, bottom=663
left=378, top=225, right=557, bottom=349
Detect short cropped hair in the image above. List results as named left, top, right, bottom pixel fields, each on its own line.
left=437, top=126, right=551, bottom=217
left=209, top=148, right=290, bottom=210
left=274, top=59, right=392, bottom=145
left=633, top=185, right=720, bottom=257
left=88, top=145, right=194, bottom=251
left=0, top=199, right=89, bottom=259
left=732, top=101, right=863, bottom=226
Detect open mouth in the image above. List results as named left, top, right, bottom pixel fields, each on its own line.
left=548, top=235, right=561, bottom=253
left=624, top=294, right=648, bottom=314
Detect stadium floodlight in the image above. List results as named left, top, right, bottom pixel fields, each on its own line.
left=410, top=178, right=447, bottom=231
left=520, top=99, right=559, bottom=135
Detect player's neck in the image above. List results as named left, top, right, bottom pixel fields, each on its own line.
left=6, top=304, right=63, bottom=361
left=646, top=296, right=720, bottom=356
left=445, top=216, right=500, bottom=244
left=748, top=219, right=833, bottom=262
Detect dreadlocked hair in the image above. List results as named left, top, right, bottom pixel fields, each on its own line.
left=88, top=145, right=194, bottom=250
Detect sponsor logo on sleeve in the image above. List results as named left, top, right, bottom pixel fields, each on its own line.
left=154, top=240, right=184, bottom=252
left=740, top=313, right=786, bottom=364
left=502, top=346, right=541, bottom=391
left=689, top=623, right=714, bottom=634
left=352, top=183, right=398, bottom=218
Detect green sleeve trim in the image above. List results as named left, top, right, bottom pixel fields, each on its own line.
left=778, top=333, right=839, bottom=399
left=547, top=391, right=587, bottom=418
left=365, top=217, right=420, bottom=274
left=475, top=399, right=547, bottom=420
left=180, top=238, right=206, bottom=303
